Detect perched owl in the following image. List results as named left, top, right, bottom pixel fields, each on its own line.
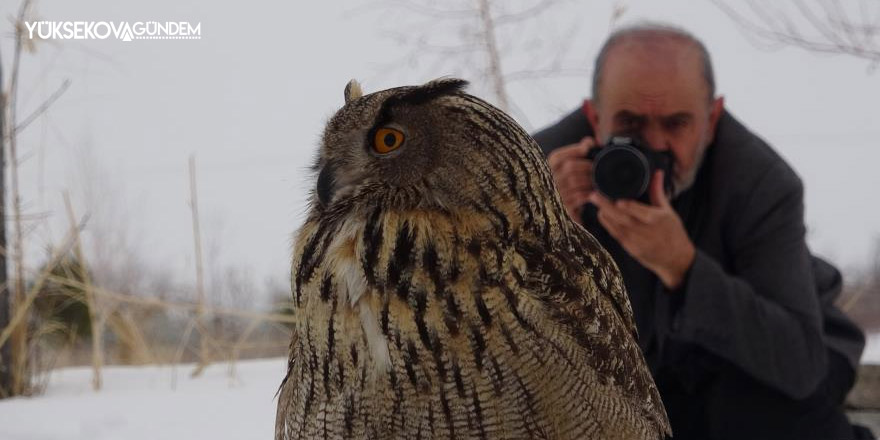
left=276, top=78, right=670, bottom=439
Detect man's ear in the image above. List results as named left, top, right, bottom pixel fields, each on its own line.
left=584, top=99, right=600, bottom=132
left=707, top=96, right=724, bottom=139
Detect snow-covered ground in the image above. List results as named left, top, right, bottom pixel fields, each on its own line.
left=864, top=332, right=880, bottom=365
left=0, top=358, right=287, bottom=440
left=0, top=333, right=876, bottom=440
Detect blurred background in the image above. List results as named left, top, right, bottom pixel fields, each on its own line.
left=0, top=0, right=877, bottom=438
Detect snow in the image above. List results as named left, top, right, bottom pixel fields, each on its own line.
left=0, top=358, right=287, bottom=440
left=863, top=332, right=880, bottom=365
left=0, top=333, right=875, bottom=439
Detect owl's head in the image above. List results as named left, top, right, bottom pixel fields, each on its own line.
left=312, top=78, right=565, bottom=235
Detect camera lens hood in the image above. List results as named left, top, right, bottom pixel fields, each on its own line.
left=592, top=142, right=652, bottom=200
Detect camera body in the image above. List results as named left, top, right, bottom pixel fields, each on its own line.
left=586, top=136, right=674, bottom=202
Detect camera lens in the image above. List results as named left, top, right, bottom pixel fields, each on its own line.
left=593, top=145, right=651, bottom=200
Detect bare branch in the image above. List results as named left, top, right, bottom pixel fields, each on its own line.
left=712, top=0, right=880, bottom=67
left=347, top=0, right=476, bottom=20
left=477, top=0, right=509, bottom=111
left=364, top=0, right=588, bottom=112
left=503, top=67, right=590, bottom=82
left=13, top=78, right=71, bottom=136
left=493, top=0, right=565, bottom=25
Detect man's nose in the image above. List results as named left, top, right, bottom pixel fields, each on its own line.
left=641, top=126, right=669, bottom=152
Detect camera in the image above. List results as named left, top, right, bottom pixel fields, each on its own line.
left=586, top=136, right=674, bottom=202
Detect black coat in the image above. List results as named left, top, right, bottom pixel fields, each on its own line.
left=533, top=107, right=866, bottom=439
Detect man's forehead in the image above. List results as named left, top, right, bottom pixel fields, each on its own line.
left=605, top=37, right=703, bottom=76
left=597, top=38, right=709, bottom=111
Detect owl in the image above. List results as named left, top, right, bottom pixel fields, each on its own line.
left=275, top=78, right=670, bottom=439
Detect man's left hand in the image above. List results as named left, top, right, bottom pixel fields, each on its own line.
left=590, top=170, right=696, bottom=290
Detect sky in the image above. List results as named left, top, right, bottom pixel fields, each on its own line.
left=2, top=0, right=879, bottom=304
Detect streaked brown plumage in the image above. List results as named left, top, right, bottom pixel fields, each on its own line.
left=276, top=78, right=670, bottom=439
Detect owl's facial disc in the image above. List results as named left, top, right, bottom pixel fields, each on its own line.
left=316, top=123, right=408, bottom=208
left=316, top=78, right=470, bottom=209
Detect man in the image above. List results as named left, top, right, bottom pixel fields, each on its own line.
left=533, top=23, right=868, bottom=440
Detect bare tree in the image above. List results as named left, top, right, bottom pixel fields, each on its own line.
left=1, top=0, right=71, bottom=397
left=711, top=0, right=880, bottom=70
left=0, top=16, right=10, bottom=400
left=188, top=155, right=211, bottom=377
left=5, top=0, right=34, bottom=398
left=358, top=0, right=592, bottom=117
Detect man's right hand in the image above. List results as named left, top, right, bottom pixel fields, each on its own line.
left=547, top=137, right=596, bottom=225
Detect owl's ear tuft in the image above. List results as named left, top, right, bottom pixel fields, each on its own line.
left=344, top=79, right=363, bottom=104
left=394, top=78, right=469, bottom=106
left=421, top=77, right=468, bottom=97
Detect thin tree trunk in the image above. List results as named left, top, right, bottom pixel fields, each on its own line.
left=8, top=0, right=32, bottom=396
left=189, top=155, right=209, bottom=377
left=0, top=32, right=12, bottom=400
left=477, top=0, right=509, bottom=112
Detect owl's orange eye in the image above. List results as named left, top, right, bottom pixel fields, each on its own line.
left=373, top=127, right=405, bottom=154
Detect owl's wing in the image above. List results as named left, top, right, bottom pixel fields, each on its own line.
left=274, top=332, right=297, bottom=440
left=518, top=224, right=639, bottom=340
left=513, top=228, right=670, bottom=438
left=571, top=224, right=639, bottom=338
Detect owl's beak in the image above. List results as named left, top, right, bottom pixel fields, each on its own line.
left=316, top=163, right=336, bottom=207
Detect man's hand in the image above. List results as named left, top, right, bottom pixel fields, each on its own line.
left=590, top=170, right=696, bottom=290
left=548, top=137, right=595, bottom=224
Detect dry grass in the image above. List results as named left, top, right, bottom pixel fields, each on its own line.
left=40, top=272, right=294, bottom=369
left=1, top=240, right=294, bottom=394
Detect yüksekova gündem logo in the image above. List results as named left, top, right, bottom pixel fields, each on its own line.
left=24, top=21, right=201, bottom=41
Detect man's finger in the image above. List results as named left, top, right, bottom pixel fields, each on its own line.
left=589, top=191, right=611, bottom=210
left=649, top=170, right=671, bottom=208
left=591, top=193, right=637, bottom=228
left=561, top=180, right=593, bottom=199
left=565, top=205, right=583, bottom=225
left=547, top=137, right=595, bottom=170
left=567, top=190, right=593, bottom=209
left=561, top=189, right=592, bottom=208
left=597, top=209, right=628, bottom=242
left=558, top=160, right=593, bottom=189
left=559, top=158, right=593, bottom=176
left=616, top=199, right=661, bottom=224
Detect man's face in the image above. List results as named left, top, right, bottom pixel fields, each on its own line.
left=587, top=39, right=724, bottom=196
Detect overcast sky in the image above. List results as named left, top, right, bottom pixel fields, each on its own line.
left=2, top=0, right=879, bottom=303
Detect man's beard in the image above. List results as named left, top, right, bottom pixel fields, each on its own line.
left=671, top=141, right=709, bottom=198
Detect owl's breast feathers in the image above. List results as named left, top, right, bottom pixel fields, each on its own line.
left=276, top=205, right=670, bottom=439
